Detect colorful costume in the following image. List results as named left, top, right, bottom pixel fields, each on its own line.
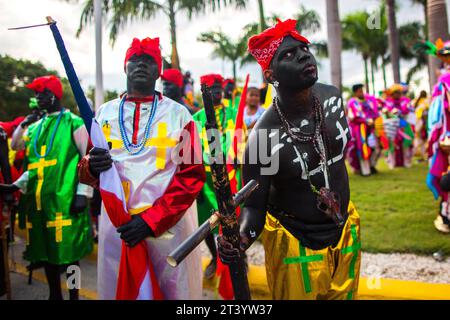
left=413, top=95, right=429, bottom=160
left=383, top=89, right=415, bottom=168
left=78, top=38, right=205, bottom=299
left=427, top=72, right=450, bottom=232
left=346, top=94, right=380, bottom=175
left=11, top=76, right=93, bottom=265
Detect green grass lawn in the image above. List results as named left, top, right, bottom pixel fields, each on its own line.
left=349, top=159, right=450, bottom=255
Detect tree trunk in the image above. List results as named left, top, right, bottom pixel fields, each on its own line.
left=364, top=55, right=370, bottom=93
left=232, top=61, right=237, bottom=83
left=423, top=1, right=432, bottom=91
left=168, top=2, right=180, bottom=70
left=257, top=0, right=266, bottom=32
left=387, top=0, right=401, bottom=83
left=382, top=59, right=387, bottom=90
left=325, top=0, right=342, bottom=90
left=371, top=59, right=376, bottom=95
left=427, top=0, right=450, bottom=87
left=94, top=0, right=104, bottom=110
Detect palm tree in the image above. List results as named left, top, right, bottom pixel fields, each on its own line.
left=386, top=0, right=401, bottom=83
left=74, top=0, right=247, bottom=70
left=399, top=21, right=428, bottom=83
left=197, top=31, right=247, bottom=81
left=325, top=0, right=342, bottom=90
left=427, top=0, right=450, bottom=86
left=410, top=0, right=431, bottom=88
left=411, top=0, right=428, bottom=36
left=342, top=11, right=375, bottom=92
left=257, top=0, right=266, bottom=32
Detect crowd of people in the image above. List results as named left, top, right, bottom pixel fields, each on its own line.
left=0, top=18, right=448, bottom=301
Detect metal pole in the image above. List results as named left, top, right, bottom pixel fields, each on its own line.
left=94, top=0, right=104, bottom=111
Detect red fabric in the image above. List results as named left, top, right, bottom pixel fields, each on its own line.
left=132, top=103, right=141, bottom=145
left=26, top=75, right=63, bottom=100
left=124, top=37, right=162, bottom=76
left=140, top=120, right=206, bottom=237
left=11, top=165, right=22, bottom=202
left=161, top=69, right=183, bottom=88
left=126, top=92, right=163, bottom=103
left=200, top=74, right=224, bottom=87
left=99, top=189, right=163, bottom=300
left=0, top=116, right=25, bottom=137
left=222, top=79, right=235, bottom=89
left=14, top=150, right=25, bottom=161
left=248, top=19, right=310, bottom=71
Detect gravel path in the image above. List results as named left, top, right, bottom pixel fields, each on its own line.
left=201, top=241, right=450, bottom=284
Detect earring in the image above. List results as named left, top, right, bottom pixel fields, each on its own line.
left=273, top=80, right=279, bottom=88
left=51, top=95, right=56, bottom=105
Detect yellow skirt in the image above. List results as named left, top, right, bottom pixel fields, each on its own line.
left=261, top=202, right=361, bottom=300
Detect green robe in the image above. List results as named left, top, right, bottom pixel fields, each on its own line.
left=18, top=110, right=92, bottom=265
left=193, top=99, right=242, bottom=233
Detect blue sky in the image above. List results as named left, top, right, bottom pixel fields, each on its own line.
left=0, top=0, right=439, bottom=94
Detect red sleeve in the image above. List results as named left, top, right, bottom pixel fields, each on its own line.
left=141, top=120, right=206, bottom=237
left=0, top=116, right=25, bottom=137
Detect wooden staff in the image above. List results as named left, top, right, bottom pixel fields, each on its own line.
left=167, top=179, right=258, bottom=267
left=199, top=84, right=252, bottom=300
left=1, top=212, right=12, bottom=300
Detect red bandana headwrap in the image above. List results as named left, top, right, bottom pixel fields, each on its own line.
left=248, top=19, right=310, bottom=71
left=200, top=74, right=224, bottom=87
left=124, top=37, right=162, bottom=76
left=26, top=75, right=63, bottom=100
left=161, top=68, right=183, bottom=88
left=222, top=78, right=235, bottom=89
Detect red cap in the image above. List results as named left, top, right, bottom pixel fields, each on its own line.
left=26, top=75, right=63, bottom=100
left=248, top=19, right=310, bottom=71
left=124, top=37, right=162, bottom=76
left=161, top=68, right=183, bottom=88
left=222, top=78, right=235, bottom=89
left=200, top=74, right=224, bottom=87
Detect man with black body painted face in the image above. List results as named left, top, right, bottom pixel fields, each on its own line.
left=7, top=75, right=93, bottom=300
left=77, top=37, right=205, bottom=300
left=162, top=68, right=194, bottom=114
left=217, top=19, right=361, bottom=300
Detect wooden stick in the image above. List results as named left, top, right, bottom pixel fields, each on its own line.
left=1, top=218, right=12, bottom=300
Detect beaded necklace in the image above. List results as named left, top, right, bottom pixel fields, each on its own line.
left=274, top=95, right=344, bottom=226
left=274, top=95, right=330, bottom=192
left=118, top=94, right=158, bottom=155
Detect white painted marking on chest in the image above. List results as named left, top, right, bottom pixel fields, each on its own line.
left=331, top=98, right=342, bottom=113
left=271, top=143, right=284, bottom=156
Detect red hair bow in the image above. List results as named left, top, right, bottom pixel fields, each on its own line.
left=124, top=37, right=162, bottom=75
left=161, top=68, right=184, bottom=88
left=248, top=19, right=310, bottom=71
left=26, top=75, right=63, bottom=100
left=200, top=74, right=224, bottom=87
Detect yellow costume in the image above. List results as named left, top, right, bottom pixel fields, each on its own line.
left=261, top=202, right=361, bottom=300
